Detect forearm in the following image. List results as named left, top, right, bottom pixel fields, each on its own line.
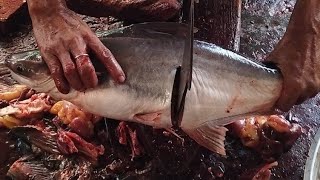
left=65, top=0, right=181, bottom=21
left=286, top=0, right=320, bottom=34
left=27, top=0, right=67, bottom=17
left=270, top=0, right=320, bottom=57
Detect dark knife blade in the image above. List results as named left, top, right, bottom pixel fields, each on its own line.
left=171, top=0, right=194, bottom=128
left=181, top=0, right=194, bottom=90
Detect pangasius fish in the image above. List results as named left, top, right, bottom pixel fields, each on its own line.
left=5, top=22, right=283, bottom=155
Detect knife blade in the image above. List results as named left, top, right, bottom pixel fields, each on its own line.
left=181, top=0, right=194, bottom=90
left=171, top=0, right=194, bottom=128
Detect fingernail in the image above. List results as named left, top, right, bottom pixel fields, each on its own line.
left=118, top=75, right=125, bottom=83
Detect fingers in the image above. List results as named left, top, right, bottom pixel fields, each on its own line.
left=42, top=53, right=70, bottom=94
left=295, top=83, right=319, bottom=105
left=274, top=64, right=302, bottom=112
left=56, top=50, right=84, bottom=91
left=43, top=36, right=102, bottom=92
left=75, top=55, right=99, bottom=88
left=276, top=77, right=319, bottom=111
left=276, top=84, right=300, bottom=112
left=32, top=10, right=108, bottom=92
left=86, top=35, right=126, bottom=83
left=69, top=40, right=98, bottom=89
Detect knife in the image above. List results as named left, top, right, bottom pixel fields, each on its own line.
left=171, top=0, right=194, bottom=128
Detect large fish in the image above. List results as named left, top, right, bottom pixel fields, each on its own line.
left=5, top=22, right=283, bottom=155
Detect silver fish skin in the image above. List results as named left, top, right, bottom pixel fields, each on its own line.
left=5, top=22, right=283, bottom=155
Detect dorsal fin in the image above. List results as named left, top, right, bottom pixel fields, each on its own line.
left=96, top=22, right=189, bottom=39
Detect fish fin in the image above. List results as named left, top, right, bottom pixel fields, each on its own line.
left=182, top=122, right=228, bottom=156
left=10, top=126, right=60, bottom=154
left=22, top=161, right=53, bottom=180
left=133, top=112, right=164, bottom=127
left=133, top=112, right=161, bottom=122
left=97, top=22, right=188, bottom=39
left=7, top=156, right=53, bottom=180
left=165, top=128, right=185, bottom=144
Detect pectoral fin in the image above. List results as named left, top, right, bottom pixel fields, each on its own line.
left=132, top=112, right=163, bottom=127
left=133, top=112, right=161, bottom=122
left=182, top=121, right=228, bottom=156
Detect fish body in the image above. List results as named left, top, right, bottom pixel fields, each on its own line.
left=6, top=22, right=283, bottom=155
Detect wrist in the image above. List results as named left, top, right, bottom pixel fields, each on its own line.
left=27, top=0, right=67, bottom=17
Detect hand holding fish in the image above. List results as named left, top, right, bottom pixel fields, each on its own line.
left=266, top=0, right=320, bottom=111
left=26, top=0, right=126, bottom=94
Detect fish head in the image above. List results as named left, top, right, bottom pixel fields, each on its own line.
left=5, top=51, right=53, bottom=90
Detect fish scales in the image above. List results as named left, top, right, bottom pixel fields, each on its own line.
left=5, top=22, right=283, bottom=156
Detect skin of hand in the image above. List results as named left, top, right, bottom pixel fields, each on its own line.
left=265, top=0, right=320, bottom=111
left=26, top=0, right=126, bottom=94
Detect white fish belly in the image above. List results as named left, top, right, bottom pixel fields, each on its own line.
left=181, top=66, right=282, bottom=129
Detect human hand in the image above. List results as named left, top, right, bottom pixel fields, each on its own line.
left=265, top=0, right=320, bottom=111
left=27, top=0, right=125, bottom=94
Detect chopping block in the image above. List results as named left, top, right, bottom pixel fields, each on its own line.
left=195, top=0, right=242, bottom=52
left=0, top=0, right=27, bottom=35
